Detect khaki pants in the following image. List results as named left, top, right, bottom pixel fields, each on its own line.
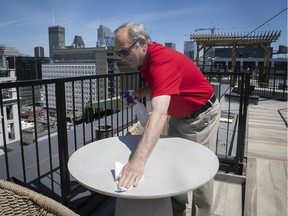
left=168, top=100, right=221, bottom=216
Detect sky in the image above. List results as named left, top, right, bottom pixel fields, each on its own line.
left=0, top=0, right=287, bottom=57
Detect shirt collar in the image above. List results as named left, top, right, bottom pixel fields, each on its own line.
left=138, top=42, right=155, bottom=72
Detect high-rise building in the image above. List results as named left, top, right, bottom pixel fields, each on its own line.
left=34, top=46, right=44, bottom=58
left=97, top=25, right=113, bottom=47
left=50, top=47, right=123, bottom=99
left=104, top=36, right=115, bottom=47
left=72, top=35, right=85, bottom=48
left=0, top=44, right=21, bottom=69
left=0, top=69, right=20, bottom=147
left=7, top=56, right=49, bottom=106
left=165, top=43, right=176, bottom=50
left=48, top=25, right=65, bottom=59
left=184, top=41, right=195, bottom=60
left=42, top=63, right=97, bottom=111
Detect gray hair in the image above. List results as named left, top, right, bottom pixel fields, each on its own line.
left=114, top=23, right=152, bottom=44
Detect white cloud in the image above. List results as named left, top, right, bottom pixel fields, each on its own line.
left=0, top=20, right=21, bottom=28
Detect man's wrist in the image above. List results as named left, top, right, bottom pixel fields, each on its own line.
left=131, top=154, right=146, bottom=165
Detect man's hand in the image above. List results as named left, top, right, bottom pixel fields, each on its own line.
left=134, top=86, right=151, bottom=100
left=117, top=158, right=145, bottom=189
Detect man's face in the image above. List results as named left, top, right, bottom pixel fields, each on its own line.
left=114, top=28, right=147, bottom=68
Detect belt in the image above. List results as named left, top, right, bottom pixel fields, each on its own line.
left=186, top=94, right=217, bottom=119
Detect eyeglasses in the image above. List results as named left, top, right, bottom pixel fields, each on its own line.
left=115, top=38, right=140, bottom=57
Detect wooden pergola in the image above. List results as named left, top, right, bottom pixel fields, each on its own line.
left=190, top=31, right=281, bottom=73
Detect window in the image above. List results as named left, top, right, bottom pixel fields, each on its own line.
left=6, top=106, right=13, bottom=120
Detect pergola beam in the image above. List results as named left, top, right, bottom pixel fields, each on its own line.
left=191, top=31, right=281, bottom=70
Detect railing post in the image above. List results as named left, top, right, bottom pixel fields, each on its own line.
left=55, top=79, right=70, bottom=204
left=0, top=89, right=10, bottom=179
left=235, top=72, right=250, bottom=174
left=283, top=67, right=287, bottom=99
left=241, top=72, right=250, bottom=160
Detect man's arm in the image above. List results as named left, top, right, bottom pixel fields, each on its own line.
left=117, top=95, right=171, bottom=189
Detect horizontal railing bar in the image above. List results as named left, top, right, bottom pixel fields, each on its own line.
left=0, top=72, right=139, bottom=88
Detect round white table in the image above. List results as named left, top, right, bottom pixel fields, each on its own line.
left=68, top=135, right=219, bottom=216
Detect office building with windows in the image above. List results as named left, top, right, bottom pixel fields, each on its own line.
left=50, top=47, right=122, bottom=96
left=0, top=44, right=21, bottom=69
left=104, top=36, right=115, bottom=47
left=0, top=69, right=20, bottom=148
left=165, top=43, right=176, bottom=50
left=7, top=56, right=49, bottom=106
left=184, top=41, right=195, bottom=60
left=34, top=46, right=45, bottom=58
left=97, top=25, right=113, bottom=47
left=48, top=25, right=65, bottom=59
left=72, top=35, right=85, bottom=48
left=42, top=63, right=97, bottom=111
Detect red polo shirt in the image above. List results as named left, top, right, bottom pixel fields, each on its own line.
left=138, top=42, right=214, bottom=118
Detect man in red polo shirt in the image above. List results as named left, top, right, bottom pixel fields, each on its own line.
left=114, top=23, right=221, bottom=216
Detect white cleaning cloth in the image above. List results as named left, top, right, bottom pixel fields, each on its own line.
left=114, top=161, right=144, bottom=192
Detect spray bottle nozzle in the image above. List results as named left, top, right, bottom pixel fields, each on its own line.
left=123, top=90, right=138, bottom=106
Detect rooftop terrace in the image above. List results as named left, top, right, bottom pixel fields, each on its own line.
left=0, top=69, right=287, bottom=215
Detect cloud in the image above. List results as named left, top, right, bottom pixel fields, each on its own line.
left=0, top=20, right=21, bottom=28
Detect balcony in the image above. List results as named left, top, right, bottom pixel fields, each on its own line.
left=0, top=68, right=287, bottom=215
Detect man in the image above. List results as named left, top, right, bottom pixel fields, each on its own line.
left=114, top=23, right=221, bottom=216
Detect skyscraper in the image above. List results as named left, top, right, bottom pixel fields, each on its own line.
left=72, top=35, right=85, bottom=48
left=104, top=36, right=115, bottom=47
left=0, top=44, right=21, bottom=69
left=7, top=56, right=49, bottom=105
left=97, top=25, right=113, bottom=47
left=48, top=25, right=65, bottom=59
left=42, top=62, right=96, bottom=110
left=34, top=46, right=44, bottom=58
left=164, top=43, right=176, bottom=50
left=184, top=41, right=195, bottom=60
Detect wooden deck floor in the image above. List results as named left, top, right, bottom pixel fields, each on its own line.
left=185, top=100, right=287, bottom=216
left=183, top=174, right=244, bottom=216
left=244, top=100, right=287, bottom=216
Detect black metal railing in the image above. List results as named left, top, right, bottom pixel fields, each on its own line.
left=251, top=66, right=287, bottom=100
left=203, top=65, right=287, bottom=101
left=204, top=71, right=250, bottom=174
left=0, top=70, right=256, bottom=209
left=0, top=72, right=144, bottom=202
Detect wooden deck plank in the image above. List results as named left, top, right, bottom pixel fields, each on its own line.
left=248, top=140, right=287, bottom=161
left=213, top=180, right=228, bottom=215
left=257, top=159, right=278, bottom=216
left=256, top=159, right=287, bottom=216
left=268, top=161, right=287, bottom=216
left=245, top=100, right=288, bottom=216
left=184, top=179, right=243, bottom=216
left=244, top=158, right=257, bottom=216
left=223, top=183, right=242, bottom=216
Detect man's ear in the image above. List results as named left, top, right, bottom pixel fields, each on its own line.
left=139, top=38, right=148, bottom=48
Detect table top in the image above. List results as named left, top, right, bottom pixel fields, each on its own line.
left=68, top=135, right=219, bottom=199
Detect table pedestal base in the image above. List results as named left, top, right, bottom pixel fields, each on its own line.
left=115, top=197, right=173, bottom=216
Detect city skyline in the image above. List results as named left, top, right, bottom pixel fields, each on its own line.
left=0, top=0, right=287, bottom=56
